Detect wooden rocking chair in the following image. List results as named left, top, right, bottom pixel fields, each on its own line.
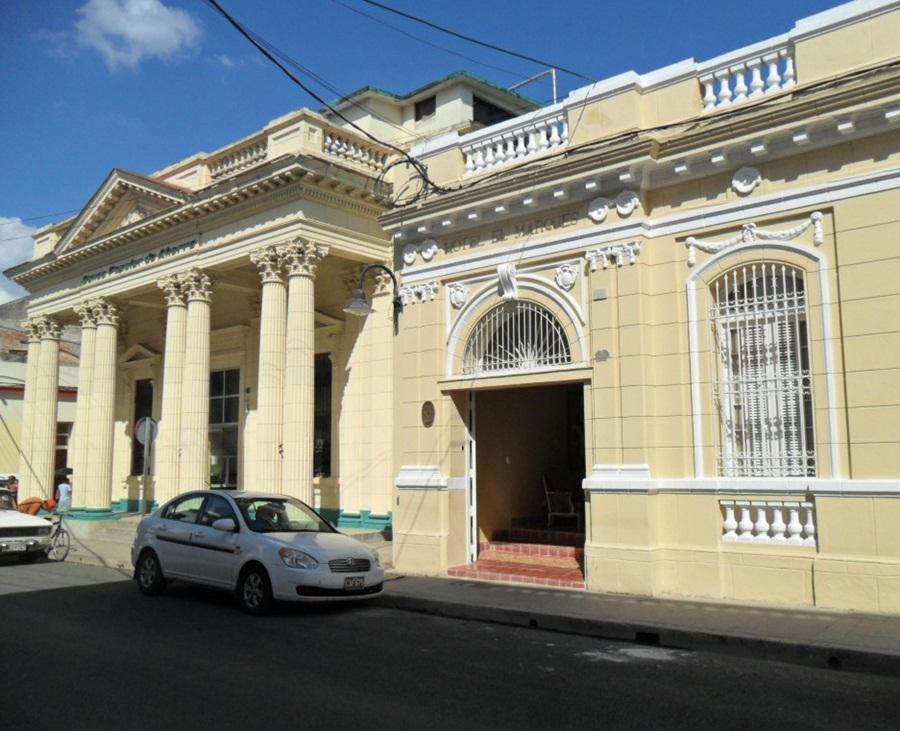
left=543, top=474, right=581, bottom=529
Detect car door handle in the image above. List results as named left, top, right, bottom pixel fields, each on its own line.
left=156, top=526, right=168, bottom=533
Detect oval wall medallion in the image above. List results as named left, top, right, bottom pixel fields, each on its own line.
left=419, top=239, right=439, bottom=262
left=732, top=166, right=762, bottom=195
left=615, top=190, right=640, bottom=217
left=421, top=401, right=435, bottom=428
left=588, top=197, right=611, bottom=223
left=555, top=263, right=578, bottom=292
left=402, top=243, right=418, bottom=265
left=448, top=283, right=469, bottom=309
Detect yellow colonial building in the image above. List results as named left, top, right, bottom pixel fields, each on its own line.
left=8, top=0, right=900, bottom=613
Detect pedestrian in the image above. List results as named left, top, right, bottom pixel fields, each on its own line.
left=55, top=471, right=72, bottom=514
left=7, top=475, right=19, bottom=504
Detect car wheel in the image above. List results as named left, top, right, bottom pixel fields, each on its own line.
left=136, top=550, right=166, bottom=596
left=237, top=564, right=273, bottom=615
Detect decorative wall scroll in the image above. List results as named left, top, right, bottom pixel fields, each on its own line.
left=555, top=263, right=578, bottom=291
left=615, top=190, right=641, bottom=217
left=585, top=242, right=642, bottom=271
left=448, top=283, right=469, bottom=309
left=731, top=166, right=762, bottom=195
left=588, top=191, right=641, bottom=223
left=399, top=281, right=439, bottom=305
left=684, top=211, right=823, bottom=266
left=497, top=263, right=518, bottom=301
left=402, top=239, right=440, bottom=266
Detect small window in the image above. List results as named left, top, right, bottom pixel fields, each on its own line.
left=473, top=97, right=514, bottom=127
left=164, top=495, right=205, bottom=524
left=414, top=95, right=436, bottom=121
left=198, top=495, right=237, bottom=527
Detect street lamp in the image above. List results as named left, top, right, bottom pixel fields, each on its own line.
left=343, top=263, right=403, bottom=334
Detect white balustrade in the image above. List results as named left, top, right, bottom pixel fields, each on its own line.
left=699, top=40, right=796, bottom=113
left=209, top=139, right=268, bottom=179
left=322, top=130, right=390, bottom=174
left=720, top=499, right=816, bottom=547
left=461, top=111, right=568, bottom=176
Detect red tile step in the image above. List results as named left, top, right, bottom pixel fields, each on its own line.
left=448, top=558, right=585, bottom=590
left=478, top=541, right=583, bottom=559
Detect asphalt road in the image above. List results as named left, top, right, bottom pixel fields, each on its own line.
left=2, top=559, right=899, bottom=731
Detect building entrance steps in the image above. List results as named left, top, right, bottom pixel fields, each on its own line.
left=449, top=537, right=585, bottom=589
left=378, top=575, right=900, bottom=677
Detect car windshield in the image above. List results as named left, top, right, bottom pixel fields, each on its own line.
left=234, top=496, right=334, bottom=534
left=0, top=491, right=14, bottom=510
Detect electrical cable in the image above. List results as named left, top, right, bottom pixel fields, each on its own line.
left=202, top=0, right=452, bottom=204
left=0, top=210, right=79, bottom=227
left=360, top=0, right=595, bottom=82
left=328, top=0, right=525, bottom=80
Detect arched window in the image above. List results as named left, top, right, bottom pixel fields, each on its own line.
left=462, top=301, right=571, bottom=375
left=711, top=263, right=816, bottom=477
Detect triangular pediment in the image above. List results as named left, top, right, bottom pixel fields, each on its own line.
left=56, top=169, right=188, bottom=255
left=118, top=343, right=160, bottom=367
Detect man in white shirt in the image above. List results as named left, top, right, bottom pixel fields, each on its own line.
left=55, top=476, right=72, bottom=514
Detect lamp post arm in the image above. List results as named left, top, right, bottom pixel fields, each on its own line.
left=356, top=263, right=403, bottom=335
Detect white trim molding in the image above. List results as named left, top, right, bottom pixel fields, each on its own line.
left=685, top=211, right=823, bottom=266
left=583, top=477, right=900, bottom=497
left=395, top=465, right=448, bottom=490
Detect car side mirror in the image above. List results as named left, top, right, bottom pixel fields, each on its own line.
left=211, top=517, right=237, bottom=532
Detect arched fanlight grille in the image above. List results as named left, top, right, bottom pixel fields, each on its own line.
left=710, top=263, right=816, bottom=478
left=462, top=301, right=571, bottom=375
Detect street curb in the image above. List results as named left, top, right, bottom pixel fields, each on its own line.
left=377, top=591, right=900, bottom=677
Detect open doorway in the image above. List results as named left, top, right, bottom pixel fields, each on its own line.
left=471, top=382, right=585, bottom=550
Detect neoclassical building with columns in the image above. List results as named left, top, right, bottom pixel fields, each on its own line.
left=8, top=0, right=900, bottom=613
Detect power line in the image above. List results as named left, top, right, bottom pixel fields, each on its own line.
left=0, top=209, right=79, bottom=227
left=328, top=0, right=524, bottom=80
left=360, top=0, right=595, bottom=82
left=202, top=0, right=450, bottom=203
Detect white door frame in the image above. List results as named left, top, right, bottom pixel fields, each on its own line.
left=465, top=390, right=478, bottom=564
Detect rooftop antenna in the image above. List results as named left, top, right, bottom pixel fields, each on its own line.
left=508, top=68, right=558, bottom=105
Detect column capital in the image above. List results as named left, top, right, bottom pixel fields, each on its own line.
left=181, top=268, right=213, bottom=303
left=73, top=301, right=98, bottom=329
left=30, top=315, right=61, bottom=341
left=157, top=274, right=187, bottom=307
left=91, top=298, right=119, bottom=327
left=278, top=238, right=329, bottom=279
left=21, top=318, right=43, bottom=343
left=250, top=246, right=284, bottom=284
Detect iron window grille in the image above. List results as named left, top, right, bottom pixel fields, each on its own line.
left=710, top=263, right=816, bottom=478
left=462, top=301, right=571, bottom=375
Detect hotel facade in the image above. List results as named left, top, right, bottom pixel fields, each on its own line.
left=8, top=0, right=900, bottom=613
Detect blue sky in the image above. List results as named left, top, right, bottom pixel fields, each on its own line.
left=0, top=0, right=842, bottom=301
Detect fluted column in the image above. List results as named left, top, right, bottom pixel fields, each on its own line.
left=179, top=269, right=213, bottom=491
left=154, top=275, right=188, bottom=504
left=30, top=316, right=61, bottom=499
left=250, top=246, right=288, bottom=492
left=17, top=320, right=42, bottom=497
left=85, top=300, right=118, bottom=510
left=69, top=301, right=98, bottom=503
left=280, top=239, right=328, bottom=502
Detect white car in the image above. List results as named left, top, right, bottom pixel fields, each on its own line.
left=132, top=490, right=384, bottom=614
left=0, top=488, right=53, bottom=561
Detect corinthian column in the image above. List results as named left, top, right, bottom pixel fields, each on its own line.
left=250, top=246, right=287, bottom=492
left=179, top=269, right=213, bottom=491
left=30, top=315, right=61, bottom=499
left=17, top=320, right=42, bottom=497
left=84, top=299, right=118, bottom=510
left=279, top=239, right=328, bottom=502
left=154, top=275, right=188, bottom=504
left=70, top=301, right=98, bottom=503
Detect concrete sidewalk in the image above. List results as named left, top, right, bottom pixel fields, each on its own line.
left=378, top=573, right=900, bottom=676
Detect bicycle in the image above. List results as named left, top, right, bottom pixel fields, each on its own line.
left=45, top=514, right=71, bottom=562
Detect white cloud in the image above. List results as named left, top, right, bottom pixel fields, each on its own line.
left=211, top=53, right=243, bottom=69
left=75, top=0, right=202, bottom=71
left=0, top=218, right=35, bottom=305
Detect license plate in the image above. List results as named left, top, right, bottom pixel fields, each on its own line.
left=344, top=576, right=365, bottom=590
left=7, top=543, right=26, bottom=552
